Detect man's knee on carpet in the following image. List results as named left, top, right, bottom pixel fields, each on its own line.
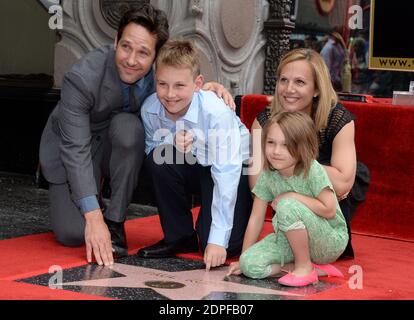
left=53, top=226, right=84, bottom=247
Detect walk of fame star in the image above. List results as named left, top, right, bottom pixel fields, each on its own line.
left=59, top=263, right=304, bottom=300
left=19, top=256, right=339, bottom=300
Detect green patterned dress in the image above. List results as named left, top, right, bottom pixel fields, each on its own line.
left=239, top=160, right=348, bottom=279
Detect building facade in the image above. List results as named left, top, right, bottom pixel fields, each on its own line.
left=52, top=0, right=270, bottom=95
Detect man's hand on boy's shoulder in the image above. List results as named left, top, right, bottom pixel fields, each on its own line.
left=202, top=81, right=236, bottom=111
left=204, top=243, right=227, bottom=271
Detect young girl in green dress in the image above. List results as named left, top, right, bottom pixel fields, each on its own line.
left=227, top=111, right=348, bottom=287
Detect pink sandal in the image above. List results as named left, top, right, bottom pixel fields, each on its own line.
left=278, top=268, right=318, bottom=287
left=313, top=263, right=344, bottom=278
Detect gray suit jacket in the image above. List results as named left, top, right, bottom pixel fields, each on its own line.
left=39, top=44, right=149, bottom=201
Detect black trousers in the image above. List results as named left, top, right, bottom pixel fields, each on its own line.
left=146, top=145, right=253, bottom=258
left=49, top=113, right=145, bottom=246
left=339, top=197, right=355, bottom=259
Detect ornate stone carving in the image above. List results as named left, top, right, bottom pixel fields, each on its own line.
left=99, top=0, right=150, bottom=29
left=221, top=0, right=255, bottom=49
left=189, top=0, right=203, bottom=17
left=267, top=0, right=292, bottom=20
left=263, top=0, right=295, bottom=94
left=54, top=0, right=268, bottom=94
left=209, top=0, right=263, bottom=67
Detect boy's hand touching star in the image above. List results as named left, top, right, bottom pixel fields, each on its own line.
left=204, top=243, right=227, bottom=271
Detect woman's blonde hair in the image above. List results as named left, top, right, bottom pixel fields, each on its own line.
left=262, top=111, right=319, bottom=177
left=270, top=48, right=338, bottom=131
left=155, top=38, right=200, bottom=79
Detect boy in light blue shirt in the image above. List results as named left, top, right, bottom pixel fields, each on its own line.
left=138, top=39, right=252, bottom=270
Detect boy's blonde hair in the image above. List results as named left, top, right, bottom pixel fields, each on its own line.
left=262, top=111, right=319, bottom=177
left=270, top=48, right=338, bottom=132
left=155, top=38, right=200, bottom=79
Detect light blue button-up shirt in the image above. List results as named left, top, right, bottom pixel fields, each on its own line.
left=141, top=90, right=250, bottom=248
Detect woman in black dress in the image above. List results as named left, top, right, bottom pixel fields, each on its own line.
left=249, top=48, right=359, bottom=258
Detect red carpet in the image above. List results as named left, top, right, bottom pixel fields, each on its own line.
left=0, top=215, right=165, bottom=300
left=1, top=213, right=413, bottom=300
left=305, top=235, right=414, bottom=300
left=0, top=215, right=164, bottom=282
left=341, top=101, right=414, bottom=242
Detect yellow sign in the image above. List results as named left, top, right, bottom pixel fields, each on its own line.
left=370, top=57, right=414, bottom=72
left=369, top=0, right=414, bottom=72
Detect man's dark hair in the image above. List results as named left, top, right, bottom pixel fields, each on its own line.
left=117, top=3, right=169, bottom=54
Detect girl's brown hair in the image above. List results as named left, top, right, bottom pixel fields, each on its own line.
left=262, top=111, right=319, bottom=177
left=270, top=48, right=338, bottom=132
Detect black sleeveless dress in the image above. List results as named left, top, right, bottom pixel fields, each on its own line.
left=257, top=104, right=355, bottom=164
left=256, top=104, right=363, bottom=259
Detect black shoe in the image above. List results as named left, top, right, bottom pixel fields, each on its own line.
left=137, top=233, right=199, bottom=258
left=104, top=218, right=128, bottom=258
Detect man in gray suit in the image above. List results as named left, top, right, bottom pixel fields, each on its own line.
left=39, top=4, right=234, bottom=267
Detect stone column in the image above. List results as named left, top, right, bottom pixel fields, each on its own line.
left=263, top=0, right=295, bottom=94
